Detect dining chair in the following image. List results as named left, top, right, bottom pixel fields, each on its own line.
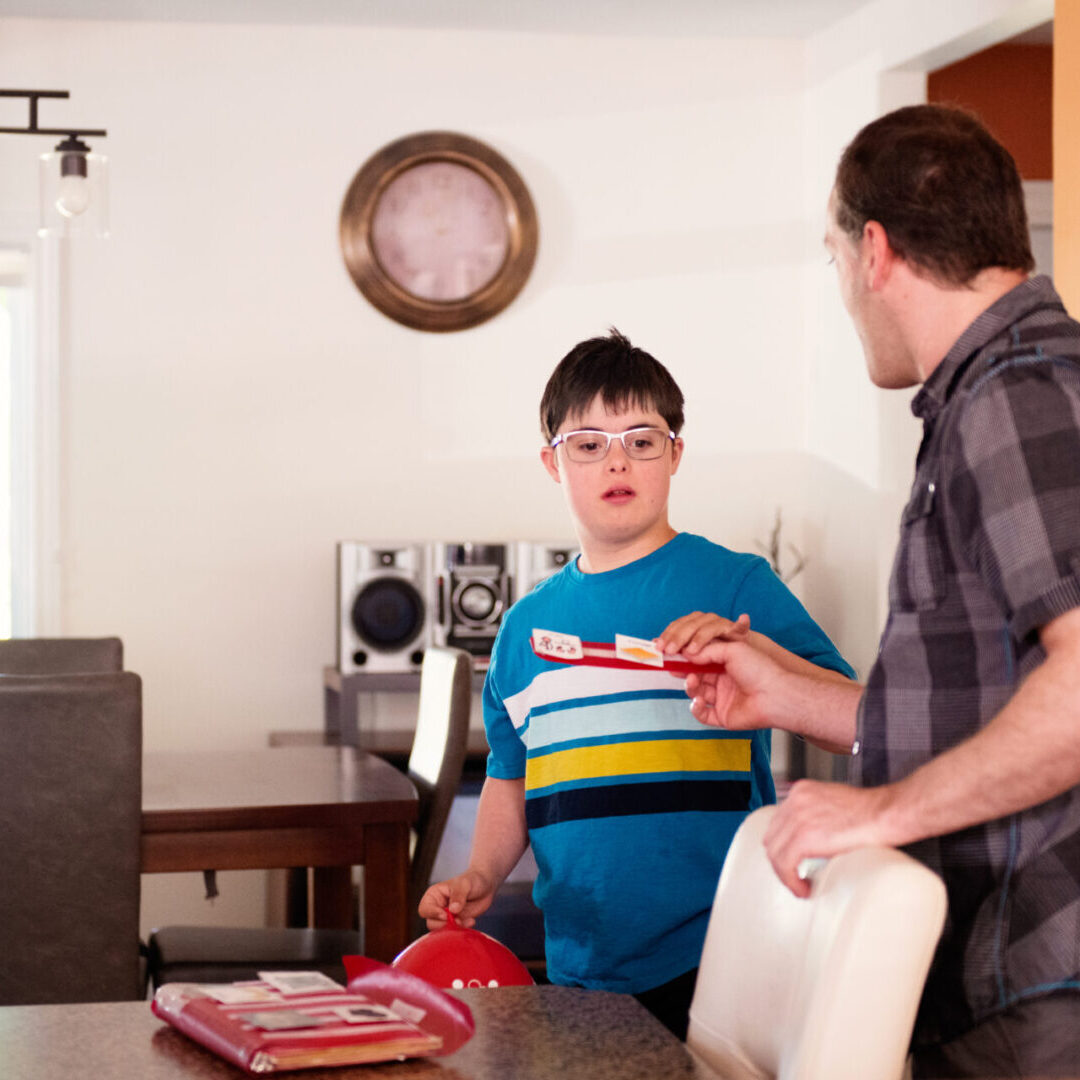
left=0, top=667, right=144, bottom=1004
left=686, top=805, right=947, bottom=1080
left=146, top=645, right=473, bottom=989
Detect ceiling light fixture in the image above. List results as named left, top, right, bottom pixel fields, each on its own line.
left=0, top=89, right=109, bottom=238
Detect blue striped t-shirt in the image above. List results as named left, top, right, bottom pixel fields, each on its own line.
left=483, top=532, right=854, bottom=993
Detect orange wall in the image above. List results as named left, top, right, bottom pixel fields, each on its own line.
left=929, top=43, right=1052, bottom=180
left=1055, top=8, right=1079, bottom=311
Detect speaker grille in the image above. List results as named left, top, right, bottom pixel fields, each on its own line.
left=350, top=578, right=425, bottom=651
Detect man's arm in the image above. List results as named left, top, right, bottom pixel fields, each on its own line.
left=660, top=610, right=855, bottom=682
left=657, top=619, right=862, bottom=755
left=418, top=776, right=528, bottom=927
left=765, top=605, right=1080, bottom=896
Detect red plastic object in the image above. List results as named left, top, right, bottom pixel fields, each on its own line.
left=152, top=958, right=476, bottom=1073
left=390, top=909, right=535, bottom=989
left=342, top=955, right=475, bottom=1054
left=530, top=632, right=726, bottom=675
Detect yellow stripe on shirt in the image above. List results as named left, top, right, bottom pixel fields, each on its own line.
left=525, top=737, right=751, bottom=792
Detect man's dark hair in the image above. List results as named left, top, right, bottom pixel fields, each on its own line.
left=833, top=104, right=1034, bottom=286
left=539, top=328, right=685, bottom=441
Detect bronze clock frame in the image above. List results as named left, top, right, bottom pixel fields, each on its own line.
left=339, top=131, right=538, bottom=333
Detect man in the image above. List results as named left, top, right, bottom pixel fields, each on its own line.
left=659, top=104, right=1080, bottom=1076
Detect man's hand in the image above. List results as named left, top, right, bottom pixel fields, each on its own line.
left=418, top=869, right=496, bottom=929
left=657, top=611, right=779, bottom=730
left=685, top=639, right=789, bottom=732
left=659, top=611, right=861, bottom=751
left=763, top=780, right=898, bottom=897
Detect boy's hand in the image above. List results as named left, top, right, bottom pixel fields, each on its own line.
left=418, top=869, right=496, bottom=930
left=656, top=611, right=751, bottom=657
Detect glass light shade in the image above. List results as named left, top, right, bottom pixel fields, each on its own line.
left=38, top=149, right=109, bottom=238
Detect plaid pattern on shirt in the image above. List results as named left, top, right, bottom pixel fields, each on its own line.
left=850, top=276, right=1080, bottom=1046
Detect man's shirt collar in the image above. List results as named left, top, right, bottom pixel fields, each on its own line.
left=911, top=275, right=1061, bottom=422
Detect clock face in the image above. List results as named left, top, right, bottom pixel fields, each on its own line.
left=370, top=161, right=510, bottom=303
left=339, top=131, right=538, bottom=333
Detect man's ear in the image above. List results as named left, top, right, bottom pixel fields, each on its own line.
left=540, top=446, right=561, bottom=483
left=862, top=220, right=895, bottom=291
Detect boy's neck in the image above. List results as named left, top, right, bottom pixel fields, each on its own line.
left=576, top=524, right=679, bottom=575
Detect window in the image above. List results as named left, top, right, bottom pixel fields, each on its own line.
left=0, top=242, right=57, bottom=637
left=0, top=251, right=29, bottom=635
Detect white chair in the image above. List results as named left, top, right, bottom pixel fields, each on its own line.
left=687, top=805, right=946, bottom=1080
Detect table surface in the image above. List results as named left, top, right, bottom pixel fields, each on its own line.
left=268, top=726, right=491, bottom=760
left=0, top=986, right=719, bottom=1080
left=142, top=746, right=418, bottom=833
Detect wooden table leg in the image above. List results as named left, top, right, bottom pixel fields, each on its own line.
left=311, top=865, right=355, bottom=929
left=361, top=821, right=411, bottom=962
left=285, top=867, right=309, bottom=927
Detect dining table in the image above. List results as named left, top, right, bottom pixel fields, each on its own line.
left=141, top=745, right=418, bottom=962
left=0, top=985, right=720, bottom=1079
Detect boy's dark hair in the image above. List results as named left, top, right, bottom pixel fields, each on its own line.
left=834, top=104, right=1034, bottom=286
left=539, top=328, right=685, bottom=441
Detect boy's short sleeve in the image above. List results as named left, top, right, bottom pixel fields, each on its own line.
left=733, top=558, right=856, bottom=678
left=482, top=645, right=527, bottom=780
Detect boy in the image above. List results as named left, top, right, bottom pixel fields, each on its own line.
left=419, top=329, right=853, bottom=1037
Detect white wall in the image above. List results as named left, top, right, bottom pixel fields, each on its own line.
left=1, top=18, right=815, bottom=751
left=1, top=15, right=815, bottom=932
left=800, top=0, right=1053, bottom=642
left=0, top=0, right=1050, bottom=931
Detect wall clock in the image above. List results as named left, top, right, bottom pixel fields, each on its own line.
left=339, top=131, right=539, bottom=332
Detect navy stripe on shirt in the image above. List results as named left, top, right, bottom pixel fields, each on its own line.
left=525, top=778, right=752, bottom=829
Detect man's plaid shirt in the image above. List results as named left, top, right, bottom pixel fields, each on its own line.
left=850, top=276, right=1080, bottom=1045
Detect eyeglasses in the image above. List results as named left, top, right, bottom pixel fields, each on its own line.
left=550, top=427, right=676, bottom=463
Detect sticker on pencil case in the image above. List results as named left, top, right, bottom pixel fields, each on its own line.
left=531, top=628, right=584, bottom=660
left=237, top=1010, right=334, bottom=1030
left=257, top=971, right=346, bottom=996
left=333, top=1003, right=402, bottom=1024
left=201, top=984, right=279, bottom=1004
left=530, top=628, right=725, bottom=674
left=614, top=633, right=664, bottom=667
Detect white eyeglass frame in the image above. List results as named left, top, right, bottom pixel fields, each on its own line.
left=549, top=426, right=677, bottom=462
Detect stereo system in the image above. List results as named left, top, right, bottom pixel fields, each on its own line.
left=336, top=540, right=577, bottom=674
left=433, top=542, right=513, bottom=661
left=336, top=542, right=433, bottom=675
left=515, top=540, right=577, bottom=596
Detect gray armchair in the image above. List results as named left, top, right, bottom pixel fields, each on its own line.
left=0, top=636, right=123, bottom=675
left=0, top=639, right=143, bottom=1004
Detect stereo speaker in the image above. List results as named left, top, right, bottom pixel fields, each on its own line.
left=515, top=540, right=578, bottom=597
left=336, top=541, right=433, bottom=674
left=432, top=543, right=515, bottom=663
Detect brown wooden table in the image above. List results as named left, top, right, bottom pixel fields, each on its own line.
left=141, top=746, right=417, bottom=961
left=0, top=986, right=718, bottom=1080
left=270, top=725, right=491, bottom=782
